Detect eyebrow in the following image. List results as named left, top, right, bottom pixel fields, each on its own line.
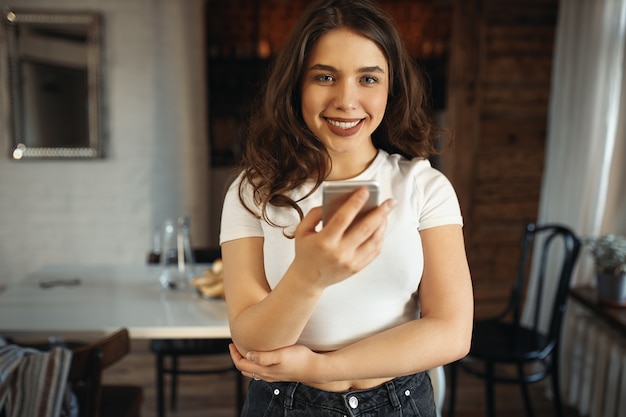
left=308, top=64, right=385, bottom=73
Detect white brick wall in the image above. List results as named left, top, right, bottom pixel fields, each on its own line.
left=0, top=0, right=211, bottom=283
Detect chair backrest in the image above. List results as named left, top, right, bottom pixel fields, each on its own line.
left=192, top=247, right=222, bottom=263
left=147, top=247, right=221, bottom=264
left=428, top=366, right=445, bottom=417
left=508, top=223, right=581, bottom=354
left=68, top=328, right=132, bottom=417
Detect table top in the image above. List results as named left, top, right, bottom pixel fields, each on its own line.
left=569, top=286, right=626, bottom=337
left=0, top=264, right=230, bottom=340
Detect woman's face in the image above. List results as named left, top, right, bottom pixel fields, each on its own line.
left=301, top=28, right=389, bottom=164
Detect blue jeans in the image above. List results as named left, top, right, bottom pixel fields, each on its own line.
left=241, top=372, right=436, bottom=417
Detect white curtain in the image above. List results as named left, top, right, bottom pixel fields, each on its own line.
left=536, top=0, right=626, bottom=280
left=528, top=0, right=626, bottom=415
left=524, top=0, right=626, bottom=332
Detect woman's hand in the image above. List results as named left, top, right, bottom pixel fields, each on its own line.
left=222, top=187, right=396, bottom=354
left=229, top=343, right=322, bottom=384
left=290, top=187, right=396, bottom=291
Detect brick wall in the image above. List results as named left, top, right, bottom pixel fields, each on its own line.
left=0, top=0, right=210, bottom=283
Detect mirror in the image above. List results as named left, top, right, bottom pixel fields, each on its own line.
left=1, top=9, right=103, bottom=159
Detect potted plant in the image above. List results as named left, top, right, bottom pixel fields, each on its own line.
left=585, top=234, right=626, bottom=306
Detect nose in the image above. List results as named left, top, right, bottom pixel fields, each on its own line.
left=334, top=80, right=358, bottom=111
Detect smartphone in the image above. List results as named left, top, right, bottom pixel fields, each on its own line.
left=322, top=180, right=380, bottom=226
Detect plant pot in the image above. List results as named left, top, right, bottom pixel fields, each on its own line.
left=596, top=271, right=626, bottom=307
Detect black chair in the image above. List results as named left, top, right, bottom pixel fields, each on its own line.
left=447, top=223, right=581, bottom=417
left=149, top=247, right=244, bottom=417
left=68, top=328, right=143, bottom=417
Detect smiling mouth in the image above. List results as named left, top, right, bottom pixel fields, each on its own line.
left=324, top=117, right=365, bottom=137
left=326, top=118, right=363, bottom=129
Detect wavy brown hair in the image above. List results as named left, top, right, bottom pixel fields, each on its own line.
left=237, top=0, right=444, bottom=226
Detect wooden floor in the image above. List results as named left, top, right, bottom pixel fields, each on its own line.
left=103, top=340, right=582, bottom=417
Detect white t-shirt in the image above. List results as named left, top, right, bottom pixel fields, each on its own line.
left=220, top=150, right=463, bottom=351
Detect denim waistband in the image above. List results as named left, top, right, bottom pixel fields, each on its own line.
left=276, top=372, right=427, bottom=416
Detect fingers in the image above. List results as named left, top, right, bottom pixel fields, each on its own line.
left=357, top=202, right=392, bottom=250
left=246, top=349, right=282, bottom=367
left=229, top=344, right=259, bottom=379
left=331, top=199, right=389, bottom=270
left=300, top=188, right=396, bottom=240
left=229, top=344, right=272, bottom=371
left=292, top=190, right=397, bottom=288
left=229, top=344, right=279, bottom=382
left=315, top=196, right=395, bottom=278
left=297, top=206, right=323, bottom=234
left=322, top=187, right=372, bottom=233
left=228, top=343, right=244, bottom=363
left=343, top=197, right=396, bottom=241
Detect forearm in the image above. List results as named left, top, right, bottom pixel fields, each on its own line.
left=230, top=314, right=473, bottom=387
left=229, top=263, right=323, bottom=354
left=317, top=316, right=471, bottom=383
left=315, top=227, right=473, bottom=383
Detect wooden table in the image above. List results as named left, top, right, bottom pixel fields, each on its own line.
left=569, top=285, right=626, bottom=336
left=0, top=264, right=230, bottom=340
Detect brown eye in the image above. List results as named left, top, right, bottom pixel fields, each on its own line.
left=315, top=74, right=335, bottom=83
left=361, top=76, right=378, bottom=84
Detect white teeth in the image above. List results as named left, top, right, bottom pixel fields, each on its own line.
left=327, top=119, right=360, bottom=129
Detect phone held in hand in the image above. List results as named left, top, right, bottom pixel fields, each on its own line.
left=322, top=180, right=380, bottom=226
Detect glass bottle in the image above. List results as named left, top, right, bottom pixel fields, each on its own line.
left=159, top=217, right=196, bottom=289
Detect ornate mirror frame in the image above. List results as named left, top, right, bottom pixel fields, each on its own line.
left=1, top=9, right=103, bottom=159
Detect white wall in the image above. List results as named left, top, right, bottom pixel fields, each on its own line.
left=0, top=0, right=212, bottom=283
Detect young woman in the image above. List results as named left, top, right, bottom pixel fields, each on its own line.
left=220, top=0, right=473, bottom=415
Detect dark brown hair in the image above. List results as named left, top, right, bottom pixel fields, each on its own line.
left=237, top=0, right=443, bottom=225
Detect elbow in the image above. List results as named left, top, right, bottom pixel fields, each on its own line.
left=439, top=316, right=472, bottom=363
left=229, top=334, right=249, bottom=358
left=450, top=298, right=474, bottom=361
left=445, top=341, right=471, bottom=364
left=456, top=337, right=471, bottom=360
left=230, top=328, right=261, bottom=357
left=451, top=322, right=473, bottom=362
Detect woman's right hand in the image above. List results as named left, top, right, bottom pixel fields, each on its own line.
left=290, top=187, right=396, bottom=290
left=223, top=187, right=395, bottom=354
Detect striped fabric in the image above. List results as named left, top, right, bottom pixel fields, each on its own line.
left=0, top=338, right=73, bottom=417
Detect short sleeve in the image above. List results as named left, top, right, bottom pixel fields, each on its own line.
left=219, top=174, right=265, bottom=244
left=415, top=162, right=463, bottom=230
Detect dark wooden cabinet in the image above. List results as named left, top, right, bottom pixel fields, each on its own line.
left=208, top=58, right=269, bottom=166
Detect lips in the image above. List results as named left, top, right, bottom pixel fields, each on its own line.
left=324, top=117, right=364, bottom=137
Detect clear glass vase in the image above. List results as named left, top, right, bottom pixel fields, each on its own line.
left=159, top=217, right=196, bottom=289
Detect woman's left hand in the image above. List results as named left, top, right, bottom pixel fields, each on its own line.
left=229, top=343, right=321, bottom=383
